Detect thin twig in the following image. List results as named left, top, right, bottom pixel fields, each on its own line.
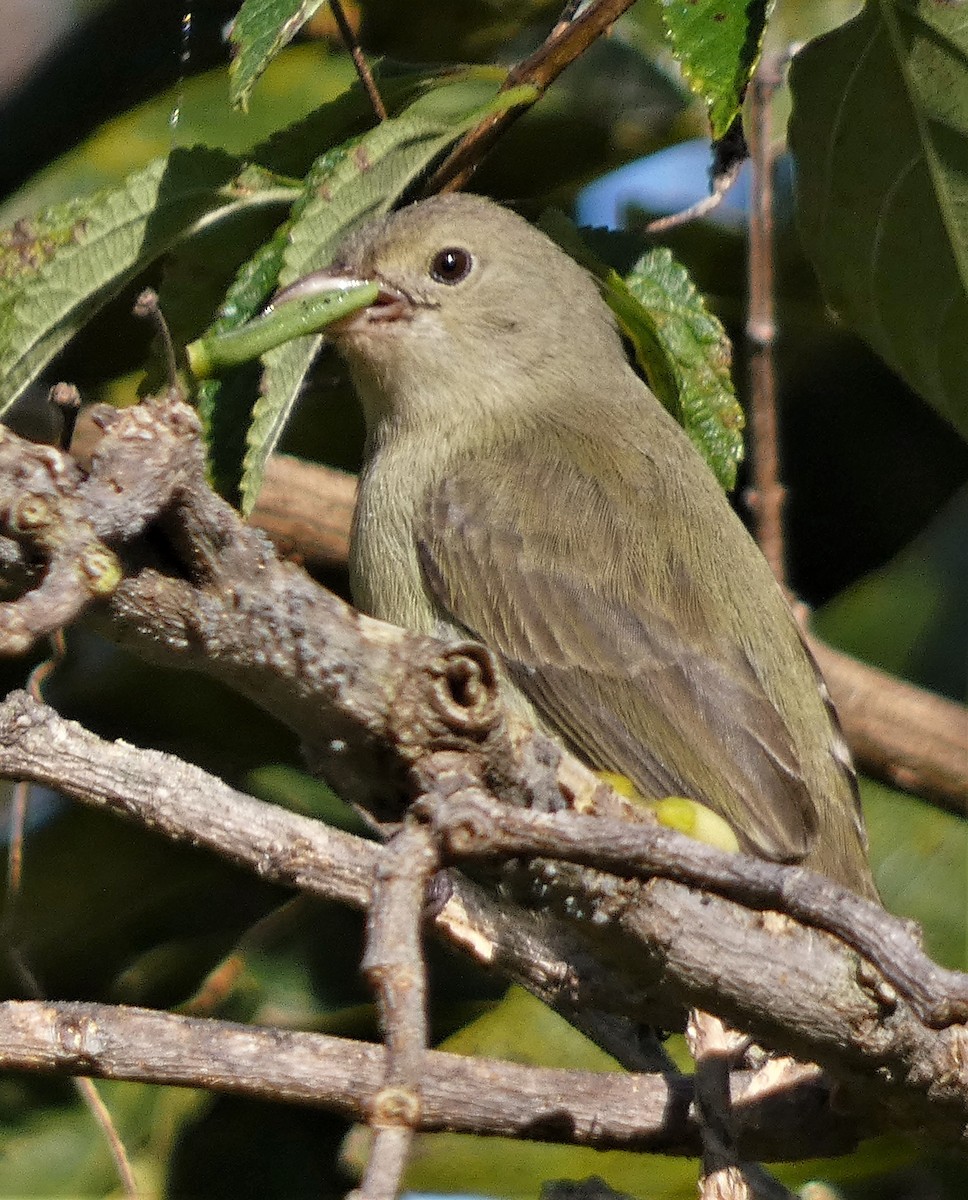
left=330, top=0, right=387, bottom=121
left=427, top=0, right=637, bottom=193
left=647, top=120, right=749, bottom=234
left=134, top=288, right=179, bottom=391
left=354, top=821, right=438, bottom=1199
left=553, top=0, right=588, bottom=34
left=687, top=1011, right=749, bottom=1200
left=687, top=1013, right=796, bottom=1200
left=72, top=1077, right=139, bottom=1197
left=743, top=56, right=787, bottom=585
left=48, top=383, right=81, bottom=452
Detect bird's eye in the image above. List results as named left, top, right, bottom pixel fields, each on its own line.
left=429, top=247, right=473, bottom=285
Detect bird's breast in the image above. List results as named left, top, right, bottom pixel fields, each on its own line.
left=350, top=441, right=443, bottom=636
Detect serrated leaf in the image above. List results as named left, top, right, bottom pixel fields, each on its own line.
left=252, top=65, right=506, bottom=178
left=0, top=149, right=296, bottom=414
left=661, top=0, right=774, bottom=138
left=230, top=0, right=329, bottom=112
left=789, top=1, right=968, bottom=443
left=240, top=78, right=537, bottom=513
left=540, top=211, right=743, bottom=490
left=200, top=138, right=370, bottom=500
left=620, top=247, right=743, bottom=489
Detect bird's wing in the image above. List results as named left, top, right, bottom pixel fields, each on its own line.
left=416, top=451, right=819, bottom=862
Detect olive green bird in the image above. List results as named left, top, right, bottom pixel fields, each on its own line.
left=279, top=193, right=877, bottom=900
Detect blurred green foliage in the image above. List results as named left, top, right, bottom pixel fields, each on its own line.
left=0, top=1, right=964, bottom=1197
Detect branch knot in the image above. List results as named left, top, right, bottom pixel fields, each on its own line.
left=429, top=642, right=500, bottom=736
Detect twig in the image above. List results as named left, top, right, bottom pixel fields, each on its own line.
left=687, top=1011, right=749, bottom=1200
left=552, top=0, right=589, bottom=34
left=644, top=186, right=735, bottom=234
left=354, top=821, right=438, bottom=1200
left=744, top=56, right=787, bottom=585
left=134, top=288, right=179, bottom=391
left=48, top=382, right=81, bottom=452
left=419, top=790, right=968, bottom=1028
left=329, top=0, right=387, bottom=121
left=72, top=1077, right=139, bottom=1197
left=426, top=0, right=637, bottom=193
left=686, top=1013, right=795, bottom=1200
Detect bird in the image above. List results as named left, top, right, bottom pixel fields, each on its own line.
left=278, top=192, right=877, bottom=900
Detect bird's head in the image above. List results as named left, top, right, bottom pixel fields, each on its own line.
left=274, top=194, right=623, bottom=437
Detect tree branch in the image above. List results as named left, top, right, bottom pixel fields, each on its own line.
left=0, top=999, right=860, bottom=1159
left=0, top=684, right=966, bottom=1143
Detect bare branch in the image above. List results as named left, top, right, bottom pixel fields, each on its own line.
left=1, top=692, right=967, bottom=1143
left=329, top=0, right=387, bottom=121
left=355, top=821, right=438, bottom=1200
left=426, top=0, right=638, bottom=193
left=0, top=999, right=861, bottom=1159
left=418, top=790, right=968, bottom=1028
left=0, top=689, right=681, bottom=1037
left=744, top=57, right=787, bottom=585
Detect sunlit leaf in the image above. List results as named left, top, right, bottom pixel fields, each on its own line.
left=660, top=0, right=774, bottom=138
left=230, top=0, right=329, bottom=111
left=541, top=212, right=743, bottom=490
left=620, top=247, right=743, bottom=489
left=0, top=150, right=296, bottom=413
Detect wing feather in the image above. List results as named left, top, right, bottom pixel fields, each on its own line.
left=417, top=451, right=820, bottom=862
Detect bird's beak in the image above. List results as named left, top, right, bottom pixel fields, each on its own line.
left=268, top=269, right=412, bottom=329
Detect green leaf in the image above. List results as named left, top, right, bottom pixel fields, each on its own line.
left=239, top=77, right=537, bottom=513
left=0, top=149, right=296, bottom=414
left=660, top=0, right=774, bottom=138
left=540, top=212, right=743, bottom=490
left=2, top=45, right=357, bottom=224
left=789, top=0, right=968, bottom=443
left=621, top=248, right=743, bottom=489
left=230, top=0, right=329, bottom=112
